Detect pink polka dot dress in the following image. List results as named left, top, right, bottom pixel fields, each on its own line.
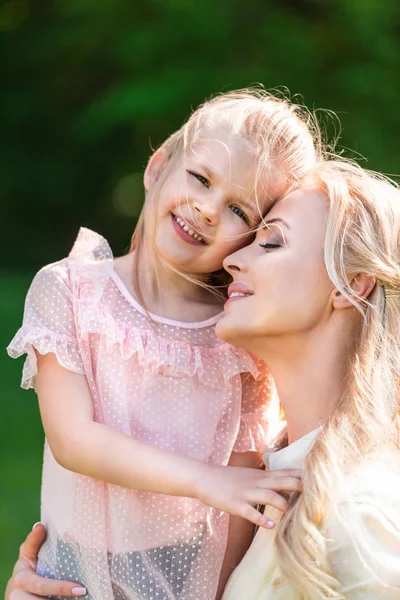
left=8, top=228, right=275, bottom=600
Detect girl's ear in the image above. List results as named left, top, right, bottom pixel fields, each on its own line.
left=332, top=274, right=376, bottom=309
left=144, top=148, right=169, bottom=191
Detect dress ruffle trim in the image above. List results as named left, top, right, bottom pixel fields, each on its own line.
left=68, top=228, right=260, bottom=385
left=7, top=326, right=85, bottom=390
left=85, top=307, right=259, bottom=386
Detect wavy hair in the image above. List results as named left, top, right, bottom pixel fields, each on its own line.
left=275, top=160, right=400, bottom=599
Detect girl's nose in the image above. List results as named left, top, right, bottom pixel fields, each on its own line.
left=193, top=197, right=220, bottom=226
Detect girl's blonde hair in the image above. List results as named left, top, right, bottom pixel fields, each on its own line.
left=130, top=87, right=323, bottom=304
left=275, top=160, right=400, bottom=599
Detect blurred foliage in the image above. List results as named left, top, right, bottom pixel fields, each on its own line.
left=2, top=0, right=400, bottom=270
left=1, top=0, right=400, bottom=588
left=0, top=275, right=42, bottom=588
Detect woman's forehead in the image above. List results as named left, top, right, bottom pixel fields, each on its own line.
left=262, top=187, right=327, bottom=229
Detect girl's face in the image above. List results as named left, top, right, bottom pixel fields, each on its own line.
left=144, top=130, right=285, bottom=275
left=216, top=187, right=334, bottom=350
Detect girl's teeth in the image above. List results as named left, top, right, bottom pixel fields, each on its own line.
left=230, top=292, right=250, bottom=298
left=174, top=215, right=204, bottom=243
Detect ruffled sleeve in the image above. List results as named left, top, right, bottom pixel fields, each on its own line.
left=233, top=359, right=280, bottom=453
left=7, top=259, right=85, bottom=390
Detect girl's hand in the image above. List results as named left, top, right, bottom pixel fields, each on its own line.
left=194, top=464, right=302, bottom=528
left=5, top=523, right=86, bottom=599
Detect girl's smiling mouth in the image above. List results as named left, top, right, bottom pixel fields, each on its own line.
left=171, top=214, right=207, bottom=245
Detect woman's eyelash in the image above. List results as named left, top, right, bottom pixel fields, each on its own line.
left=259, top=242, right=281, bottom=250
left=188, top=170, right=210, bottom=188
left=230, top=205, right=250, bottom=225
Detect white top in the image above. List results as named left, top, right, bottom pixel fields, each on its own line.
left=223, top=429, right=400, bottom=599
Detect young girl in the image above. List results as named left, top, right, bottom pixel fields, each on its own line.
left=7, top=89, right=318, bottom=600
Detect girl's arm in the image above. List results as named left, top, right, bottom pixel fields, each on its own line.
left=215, top=451, right=263, bottom=600
left=37, top=352, right=302, bottom=526
left=37, top=352, right=203, bottom=497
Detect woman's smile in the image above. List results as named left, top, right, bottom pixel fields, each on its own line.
left=225, top=282, right=254, bottom=305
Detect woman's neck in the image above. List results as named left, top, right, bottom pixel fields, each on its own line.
left=259, top=314, right=359, bottom=444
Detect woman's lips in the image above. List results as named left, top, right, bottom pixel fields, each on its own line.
left=225, top=282, right=253, bottom=305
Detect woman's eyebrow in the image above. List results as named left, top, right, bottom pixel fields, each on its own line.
left=263, top=217, right=291, bottom=230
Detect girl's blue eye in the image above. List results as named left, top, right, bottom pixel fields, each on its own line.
left=259, top=242, right=281, bottom=251
left=188, top=171, right=210, bottom=188
left=230, top=205, right=250, bottom=225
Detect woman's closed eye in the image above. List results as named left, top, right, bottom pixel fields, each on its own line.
left=258, top=224, right=286, bottom=251
left=259, top=242, right=281, bottom=251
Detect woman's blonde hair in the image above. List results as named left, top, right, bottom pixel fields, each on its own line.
left=130, top=87, right=323, bottom=305
left=275, top=160, right=400, bottom=599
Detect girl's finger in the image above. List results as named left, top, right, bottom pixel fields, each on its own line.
left=250, top=489, right=289, bottom=513
left=266, top=469, right=303, bottom=479
left=235, top=504, right=275, bottom=529
left=238, top=504, right=276, bottom=529
left=257, top=475, right=303, bottom=493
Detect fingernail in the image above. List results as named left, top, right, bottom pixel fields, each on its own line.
left=32, top=522, right=43, bottom=530
left=72, top=587, right=87, bottom=596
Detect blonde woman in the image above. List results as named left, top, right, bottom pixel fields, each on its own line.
left=216, top=160, right=400, bottom=599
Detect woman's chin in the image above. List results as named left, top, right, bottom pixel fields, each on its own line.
left=215, top=315, right=233, bottom=343
left=216, top=315, right=246, bottom=346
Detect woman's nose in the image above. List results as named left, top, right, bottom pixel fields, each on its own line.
left=223, top=248, right=248, bottom=275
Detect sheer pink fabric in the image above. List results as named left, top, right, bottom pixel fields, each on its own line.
left=8, top=228, right=276, bottom=600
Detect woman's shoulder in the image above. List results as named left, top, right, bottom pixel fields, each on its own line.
left=324, top=452, right=400, bottom=540
left=339, top=452, right=400, bottom=504
left=325, top=453, right=400, bottom=551
left=325, top=453, right=400, bottom=525
left=324, top=454, right=400, bottom=595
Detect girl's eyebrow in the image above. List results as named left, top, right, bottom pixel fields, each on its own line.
left=192, top=163, right=214, bottom=179
left=263, top=217, right=291, bottom=230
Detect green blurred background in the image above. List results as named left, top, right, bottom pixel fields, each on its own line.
left=1, top=0, right=400, bottom=589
